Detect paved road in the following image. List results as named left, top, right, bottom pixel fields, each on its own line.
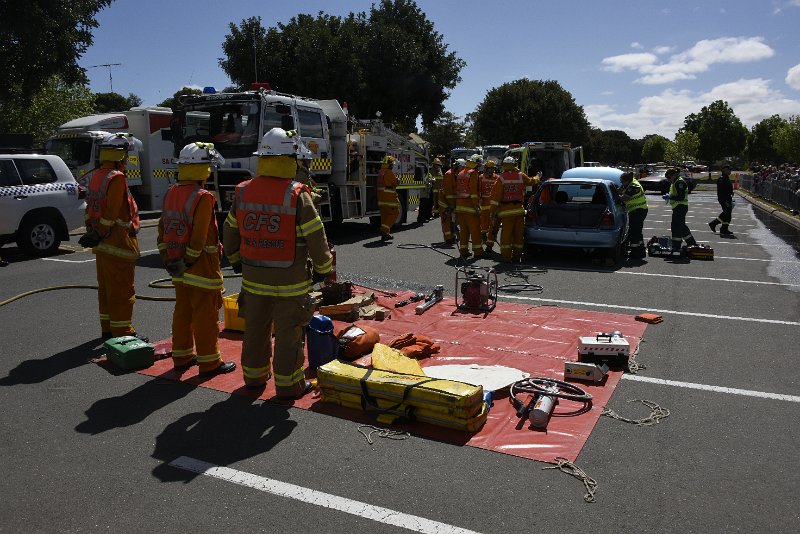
left=0, top=190, right=797, bottom=533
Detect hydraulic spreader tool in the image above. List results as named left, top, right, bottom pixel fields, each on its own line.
left=415, top=285, right=444, bottom=315
left=510, top=377, right=592, bottom=430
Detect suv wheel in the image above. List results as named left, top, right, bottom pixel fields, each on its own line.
left=17, top=216, right=62, bottom=257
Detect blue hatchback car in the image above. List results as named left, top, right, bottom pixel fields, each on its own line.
left=524, top=167, right=629, bottom=262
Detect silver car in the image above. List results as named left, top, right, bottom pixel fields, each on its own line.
left=524, top=167, right=629, bottom=262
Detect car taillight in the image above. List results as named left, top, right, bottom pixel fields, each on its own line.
left=78, top=185, right=86, bottom=199
left=599, top=209, right=614, bottom=229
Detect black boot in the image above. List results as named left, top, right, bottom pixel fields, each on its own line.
left=686, top=236, right=698, bottom=247
left=720, top=225, right=734, bottom=236
left=708, top=220, right=718, bottom=233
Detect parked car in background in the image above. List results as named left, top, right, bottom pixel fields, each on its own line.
left=524, top=166, right=629, bottom=263
left=638, top=168, right=696, bottom=194
left=0, top=154, right=86, bottom=256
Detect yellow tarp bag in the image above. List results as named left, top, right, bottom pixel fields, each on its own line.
left=370, top=343, right=426, bottom=376
left=317, top=359, right=483, bottom=419
left=321, top=388, right=487, bottom=432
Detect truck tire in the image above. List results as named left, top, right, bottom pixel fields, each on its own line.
left=17, top=214, right=62, bottom=257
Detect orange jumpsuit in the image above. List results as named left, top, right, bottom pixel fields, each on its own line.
left=157, top=185, right=225, bottom=373
left=85, top=165, right=140, bottom=337
left=455, top=167, right=483, bottom=257
left=479, top=170, right=498, bottom=244
left=377, top=167, right=399, bottom=237
left=438, top=168, right=456, bottom=243
left=490, top=170, right=538, bottom=261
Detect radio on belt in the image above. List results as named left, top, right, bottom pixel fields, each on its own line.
left=578, top=331, right=630, bottom=368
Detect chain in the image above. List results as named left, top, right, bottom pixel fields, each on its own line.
left=543, top=457, right=598, bottom=503
left=357, top=425, right=410, bottom=445
left=602, top=399, right=670, bottom=426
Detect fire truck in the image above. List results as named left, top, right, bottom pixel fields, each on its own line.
left=45, top=107, right=177, bottom=210
left=172, top=85, right=429, bottom=228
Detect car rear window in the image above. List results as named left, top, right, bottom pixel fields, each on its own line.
left=0, top=160, right=22, bottom=187
left=546, top=183, right=607, bottom=204
left=14, top=159, right=57, bottom=185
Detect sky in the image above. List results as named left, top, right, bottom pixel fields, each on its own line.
left=80, top=0, right=800, bottom=140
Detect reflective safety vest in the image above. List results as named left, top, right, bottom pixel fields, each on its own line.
left=623, top=178, right=648, bottom=212
left=86, top=169, right=140, bottom=233
left=455, top=169, right=472, bottom=199
left=161, top=184, right=215, bottom=261
left=480, top=173, right=496, bottom=199
left=501, top=170, right=525, bottom=202
left=235, top=177, right=307, bottom=268
left=669, top=177, right=689, bottom=208
left=377, top=168, right=395, bottom=191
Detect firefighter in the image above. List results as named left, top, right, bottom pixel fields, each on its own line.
left=709, top=164, right=735, bottom=236
left=438, top=158, right=463, bottom=245
left=223, top=128, right=332, bottom=396
left=377, top=155, right=399, bottom=241
left=479, top=160, right=499, bottom=250
left=490, top=156, right=539, bottom=262
left=663, top=167, right=698, bottom=251
left=157, top=142, right=235, bottom=376
left=79, top=133, right=144, bottom=340
left=618, top=171, right=648, bottom=259
left=455, top=154, right=484, bottom=258
left=430, top=157, right=444, bottom=219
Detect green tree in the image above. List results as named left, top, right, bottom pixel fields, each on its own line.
left=158, top=87, right=203, bottom=111
left=772, top=115, right=800, bottom=163
left=665, top=130, right=700, bottom=164
left=0, top=0, right=112, bottom=104
left=681, top=100, right=747, bottom=166
left=641, top=134, right=671, bottom=163
left=585, top=128, right=633, bottom=166
left=0, top=76, right=95, bottom=146
left=219, top=1, right=464, bottom=129
left=472, top=79, right=590, bottom=147
left=421, top=111, right=466, bottom=159
left=745, top=115, right=786, bottom=165
left=93, top=92, right=142, bottom=113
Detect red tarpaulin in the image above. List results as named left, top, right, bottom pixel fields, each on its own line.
left=139, top=289, right=647, bottom=464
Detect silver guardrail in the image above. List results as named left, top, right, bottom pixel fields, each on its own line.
left=737, top=172, right=800, bottom=213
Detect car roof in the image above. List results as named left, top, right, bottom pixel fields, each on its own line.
left=560, top=166, right=623, bottom=185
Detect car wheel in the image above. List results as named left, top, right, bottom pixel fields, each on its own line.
left=17, top=216, right=62, bottom=257
left=607, top=243, right=625, bottom=265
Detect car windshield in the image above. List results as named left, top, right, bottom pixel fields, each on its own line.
left=45, top=138, right=93, bottom=168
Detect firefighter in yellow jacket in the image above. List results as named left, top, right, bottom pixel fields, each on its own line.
left=223, top=128, right=333, bottom=397
left=79, top=133, right=144, bottom=339
left=377, top=155, right=399, bottom=241
left=157, top=142, right=235, bottom=376
left=490, top=157, right=540, bottom=262
left=479, top=160, right=499, bottom=250
left=455, top=154, right=484, bottom=258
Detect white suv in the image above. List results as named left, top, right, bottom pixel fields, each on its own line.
left=0, top=154, right=87, bottom=256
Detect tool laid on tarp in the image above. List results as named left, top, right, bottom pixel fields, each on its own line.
left=394, top=293, right=425, bottom=308
left=578, top=331, right=630, bottom=368
left=422, top=364, right=529, bottom=412
left=104, top=336, right=155, bottom=370
left=564, top=362, right=609, bottom=383
left=415, top=285, right=444, bottom=315
left=317, top=359, right=487, bottom=432
left=510, top=377, right=592, bottom=430
left=455, top=267, right=498, bottom=313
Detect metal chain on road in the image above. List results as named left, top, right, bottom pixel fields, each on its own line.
left=543, top=457, right=598, bottom=503
left=627, top=336, right=647, bottom=374
left=357, top=425, right=410, bottom=445
left=602, top=399, right=670, bottom=426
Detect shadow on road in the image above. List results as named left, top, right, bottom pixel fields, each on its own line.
left=0, top=339, right=104, bottom=386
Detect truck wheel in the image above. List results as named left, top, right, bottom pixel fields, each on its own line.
left=17, top=215, right=62, bottom=257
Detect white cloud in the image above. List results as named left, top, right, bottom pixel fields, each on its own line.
left=585, top=79, right=800, bottom=138
left=786, top=64, right=800, bottom=90
left=631, top=42, right=643, bottom=50
left=602, top=37, right=775, bottom=85
left=653, top=46, right=673, bottom=55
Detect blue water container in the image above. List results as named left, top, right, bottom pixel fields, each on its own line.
left=306, top=314, right=339, bottom=369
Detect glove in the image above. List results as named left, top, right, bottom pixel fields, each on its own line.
left=230, top=262, right=242, bottom=274
left=312, top=270, right=327, bottom=285
left=662, top=194, right=670, bottom=201
left=78, top=229, right=102, bottom=248
left=165, top=258, right=187, bottom=277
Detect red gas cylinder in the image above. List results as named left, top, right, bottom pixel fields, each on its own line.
left=327, top=242, right=337, bottom=282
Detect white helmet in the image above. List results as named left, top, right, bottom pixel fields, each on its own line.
left=254, top=127, right=299, bottom=157
left=502, top=156, right=516, bottom=165
left=178, top=142, right=224, bottom=165
left=100, top=132, right=141, bottom=152
left=469, top=154, right=483, bottom=164
left=455, top=158, right=466, bottom=167
left=297, top=142, right=313, bottom=161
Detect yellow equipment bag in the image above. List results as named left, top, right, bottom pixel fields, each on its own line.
left=317, top=360, right=485, bottom=428
left=370, top=343, right=426, bottom=376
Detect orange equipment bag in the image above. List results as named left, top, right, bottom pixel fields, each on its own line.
left=388, top=332, right=441, bottom=359
left=336, top=323, right=381, bottom=360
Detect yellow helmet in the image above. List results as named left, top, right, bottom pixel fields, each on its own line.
left=485, top=160, right=496, bottom=168
left=432, top=158, right=442, bottom=166
left=382, top=155, right=396, bottom=167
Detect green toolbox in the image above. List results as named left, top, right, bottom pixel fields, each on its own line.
left=104, top=336, right=155, bottom=370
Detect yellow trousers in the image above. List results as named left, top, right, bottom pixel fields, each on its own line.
left=171, top=284, right=223, bottom=372
left=95, top=253, right=136, bottom=337
left=377, top=191, right=399, bottom=236
left=499, top=214, right=525, bottom=260
left=438, top=206, right=453, bottom=241
left=456, top=212, right=483, bottom=256
left=239, top=291, right=315, bottom=396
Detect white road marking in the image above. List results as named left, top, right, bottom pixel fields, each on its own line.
left=42, top=248, right=160, bottom=264
left=714, top=255, right=798, bottom=263
left=169, top=456, right=482, bottom=534
left=501, top=295, right=800, bottom=326
left=614, top=271, right=800, bottom=288
left=621, top=375, right=800, bottom=403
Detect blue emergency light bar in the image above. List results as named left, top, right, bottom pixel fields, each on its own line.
left=203, top=86, right=216, bottom=94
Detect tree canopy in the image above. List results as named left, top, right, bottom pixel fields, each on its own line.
left=681, top=100, right=747, bottom=166
left=471, top=79, right=590, bottom=147
left=772, top=115, right=800, bottom=163
left=219, top=0, right=464, bottom=130
left=585, top=128, right=633, bottom=166
left=0, top=0, right=112, bottom=104
left=745, top=115, right=786, bottom=165
left=420, top=111, right=467, bottom=159
left=641, top=135, right=670, bottom=163
left=93, top=92, right=142, bottom=113
left=158, top=87, right=203, bottom=111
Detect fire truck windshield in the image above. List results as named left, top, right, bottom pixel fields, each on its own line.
left=45, top=137, right=93, bottom=169
left=177, top=101, right=263, bottom=159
